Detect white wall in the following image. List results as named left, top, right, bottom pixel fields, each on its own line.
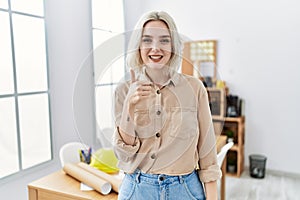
left=123, top=0, right=143, bottom=31
left=125, top=0, right=300, bottom=174
left=0, top=0, right=94, bottom=199
left=1, top=1, right=299, bottom=199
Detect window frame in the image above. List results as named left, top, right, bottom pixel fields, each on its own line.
left=91, top=0, right=126, bottom=147
left=0, top=0, right=53, bottom=180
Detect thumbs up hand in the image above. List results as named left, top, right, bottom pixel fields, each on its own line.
left=126, top=69, right=153, bottom=108
left=127, top=69, right=153, bottom=106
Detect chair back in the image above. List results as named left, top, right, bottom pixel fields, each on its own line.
left=59, top=142, right=88, bottom=167
left=217, top=141, right=234, bottom=167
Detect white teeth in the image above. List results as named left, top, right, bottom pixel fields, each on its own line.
left=150, top=55, right=162, bottom=59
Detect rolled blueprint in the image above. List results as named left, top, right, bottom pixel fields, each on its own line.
left=63, top=163, right=112, bottom=195
left=77, top=162, right=122, bottom=193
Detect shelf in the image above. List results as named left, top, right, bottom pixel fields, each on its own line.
left=219, top=116, right=245, bottom=177
left=226, top=172, right=240, bottom=177
left=225, top=116, right=245, bottom=123
left=212, top=116, right=245, bottom=122
left=230, top=144, right=239, bottom=151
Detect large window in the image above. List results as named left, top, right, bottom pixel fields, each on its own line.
left=91, top=0, right=125, bottom=148
left=0, top=0, right=51, bottom=179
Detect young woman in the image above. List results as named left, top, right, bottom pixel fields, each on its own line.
left=113, top=11, right=221, bottom=200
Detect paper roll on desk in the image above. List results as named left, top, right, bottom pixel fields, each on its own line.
left=63, top=163, right=112, bottom=195
left=77, top=162, right=122, bottom=193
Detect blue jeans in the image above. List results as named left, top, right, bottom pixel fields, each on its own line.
left=118, top=170, right=206, bottom=200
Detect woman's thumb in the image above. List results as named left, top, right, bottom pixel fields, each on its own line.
left=130, top=69, right=136, bottom=83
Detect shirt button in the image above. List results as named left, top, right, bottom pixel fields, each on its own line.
left=150, top=154, right=156, bottom=159
left=156, top=110, right=161, bottom=115
left=155, top=132, right=160, bottom=138
left=156, top=90, right=160, bottom=94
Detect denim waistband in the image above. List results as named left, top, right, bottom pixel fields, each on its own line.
left=128, top=170, right=197, bottom=185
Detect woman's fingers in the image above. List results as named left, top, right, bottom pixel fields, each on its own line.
left=137, top=90, right=151, bottom=96
left=130, top=94, right=148, bottom=105
left=137, top=84, right=152, bottom=92
left=130, top=86, right=152, bottom=105
left=128, top=70, right=153, bottom=105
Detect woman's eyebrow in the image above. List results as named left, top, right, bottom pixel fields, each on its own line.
left=160, top=35, right=171, bottom=38
left=142, top=35, right=171, bottom=38
left=142, top=35, right=152, bottom=38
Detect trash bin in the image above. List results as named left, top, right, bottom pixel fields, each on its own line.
left=249, top=154, right=267, bottom=178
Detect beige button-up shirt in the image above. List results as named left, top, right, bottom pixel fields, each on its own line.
left=113, top=68, right=221, bottom=183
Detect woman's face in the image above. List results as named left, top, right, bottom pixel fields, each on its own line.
left=140, top=20, right=172, bottom=70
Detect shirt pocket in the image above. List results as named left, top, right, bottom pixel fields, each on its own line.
left=134, top=109, right=150, bottom=126
left=169, top=107, right=198, bottom=139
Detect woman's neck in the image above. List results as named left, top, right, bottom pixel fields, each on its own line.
left=145, top=67, right=170, bottom=86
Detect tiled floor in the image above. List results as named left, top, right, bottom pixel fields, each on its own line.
left=225, top=170, right=300, bottom=200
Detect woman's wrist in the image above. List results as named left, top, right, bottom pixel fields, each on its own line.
left=204, top=181, right=218, bottom=200
left=117, top=127, right=136, bottom=146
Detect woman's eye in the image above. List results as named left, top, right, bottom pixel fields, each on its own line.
left=160, top=39, right=170, bottom=44
left=142, top=38, right=152, bottom=43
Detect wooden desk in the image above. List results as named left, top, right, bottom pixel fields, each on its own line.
left=28, top=170, right=118, bottom=200
left=28, top=136, right=227, bottom=200
left=217, top=135, right=227, bottom=200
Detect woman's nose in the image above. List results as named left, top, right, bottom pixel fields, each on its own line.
left=150, top=41, right=160, bottom=50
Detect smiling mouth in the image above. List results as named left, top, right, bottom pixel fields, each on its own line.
left=149, top=55, right=163, bottom=62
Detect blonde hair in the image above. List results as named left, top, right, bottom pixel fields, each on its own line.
left=126, top=11, right=183, bottom=72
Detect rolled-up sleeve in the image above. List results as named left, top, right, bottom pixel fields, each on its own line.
left=197, top=84, right=222, bottom=182
left=113, top=83, right=140, bottom=162
left=198, top=151, right=222, bottom=182
left=113, top=128, right=140, bottom=162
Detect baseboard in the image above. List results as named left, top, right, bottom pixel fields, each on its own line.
left=244, top=166, right=300, bottom=179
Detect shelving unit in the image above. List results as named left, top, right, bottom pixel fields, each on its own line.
left=213, top=116, right=245, bottom=177
left=181, top=40, right=245, bottom=178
